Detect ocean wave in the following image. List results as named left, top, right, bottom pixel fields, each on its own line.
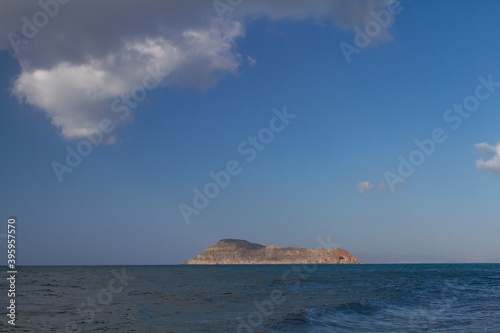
left=265, top=294, right=497, bottom=332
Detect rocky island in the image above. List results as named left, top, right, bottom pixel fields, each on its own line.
left=181, top=239, right=362, bottom=265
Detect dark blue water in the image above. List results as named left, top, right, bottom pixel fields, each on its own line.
left=2, top=264, right=500, bottom=332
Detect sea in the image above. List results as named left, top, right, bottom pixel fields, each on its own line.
left=2, top=264, right=500, bottom=332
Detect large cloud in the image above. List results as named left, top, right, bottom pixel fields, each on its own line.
left=1, top=0, right=395, bottom=140
left=475, top=143, right=500, bottom=175
left=11, top=19, right=243, bottom=139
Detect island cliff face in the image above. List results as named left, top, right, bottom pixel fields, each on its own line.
left=181, top=239, right=362, bottom=265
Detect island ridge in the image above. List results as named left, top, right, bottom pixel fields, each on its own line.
left=181, top=239, right=362, bottom=265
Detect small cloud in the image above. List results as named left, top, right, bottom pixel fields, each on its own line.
left=247, top=55, right=257, bottom=66
left=475, top=142, right=500, bottom=175
left=357, top=181, right=375, bottom=194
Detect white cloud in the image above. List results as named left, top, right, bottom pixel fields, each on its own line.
left=1, top=0, right=397, bottom=140
left=11, top=19, right=243, bottom=139
left=357, top=181, right=375, bottom=194
left=475, top=142, right=500, bottom=175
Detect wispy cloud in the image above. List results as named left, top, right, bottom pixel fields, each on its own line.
left=475, top=142, right=500, bottom=175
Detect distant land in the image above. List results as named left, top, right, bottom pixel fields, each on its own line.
left=181, top=239, right=362, bottom=265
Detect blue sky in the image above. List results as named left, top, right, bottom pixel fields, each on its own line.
left=1, top=0, right=500, bottom=264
